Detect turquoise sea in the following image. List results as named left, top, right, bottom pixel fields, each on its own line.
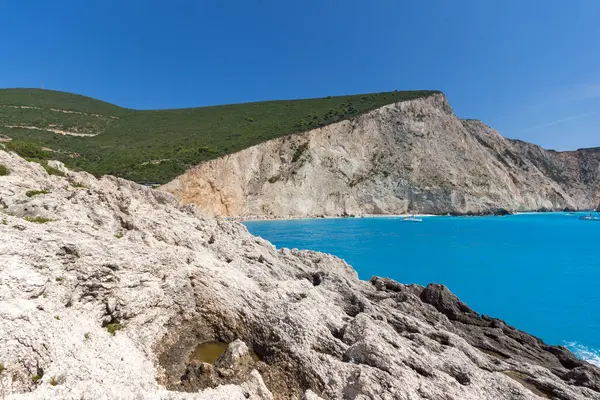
left=245, top=212, right=600, bottom=366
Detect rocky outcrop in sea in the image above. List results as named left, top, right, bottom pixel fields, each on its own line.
left=161, top=93, right=600, bottom=218
left=1, top=149, right=599, bottom=399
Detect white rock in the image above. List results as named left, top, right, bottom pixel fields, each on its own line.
left=46, top=160, right=69, bottom=175
left=0, top=149, right=598, bottom=399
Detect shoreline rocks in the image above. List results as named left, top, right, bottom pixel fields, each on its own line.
left=1, top=149, right=599, bottom=399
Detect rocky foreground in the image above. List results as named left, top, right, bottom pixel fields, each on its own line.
left=161, top=93, right=600, bottom=218
left=1, top=149, right=600, bottom=400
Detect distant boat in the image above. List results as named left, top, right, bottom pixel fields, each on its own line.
left=565, top=212, right=575, bottom=216
left=402, top=189, right=422, bottom=223
left=579, top=213, right=600, bottom=221
left=579, top=188, right=600, bottom=221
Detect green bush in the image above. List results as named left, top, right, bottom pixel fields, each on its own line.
left=5, top=140, right=52, bottom=160
left=106, top=322, right=124, bottom=335
left=24, top=216, right=53, bottom=224
left=25, top=189, right=49, bottom=197
left=0, top=164, right=9, bottom=176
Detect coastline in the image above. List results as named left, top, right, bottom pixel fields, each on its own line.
left=229, top=210, right=582, bottom=222
left=243, top=209, right=600, bottom=370
left=230, top=213, right=440, bottom=222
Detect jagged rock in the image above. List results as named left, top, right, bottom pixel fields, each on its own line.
left=565, top=366, right=600, bottom=392
left=420, top=283, right=482, bottom=325
left=161, top=94, right=600, bottom=218
left=1, top=149, right=600, bottom=399
left=215, top=340, right=252, bottom=369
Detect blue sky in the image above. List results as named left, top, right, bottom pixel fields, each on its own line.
left=1, top=0, right=599, bottom=150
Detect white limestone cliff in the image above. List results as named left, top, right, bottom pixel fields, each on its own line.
left=161, top=93, right=600, bottom=217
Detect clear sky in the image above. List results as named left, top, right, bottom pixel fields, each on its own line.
left=1, top=1, right=599, bottom=150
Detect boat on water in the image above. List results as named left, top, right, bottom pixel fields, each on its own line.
left=579, top=212, right=600, bottom=221
left=579, top=188, right=600, bottom=221
left=402, top=189, right=422, bottom=222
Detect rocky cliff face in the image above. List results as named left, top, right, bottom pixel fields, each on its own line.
left=1, top=150, right=600, bottom=399
left=161, top=94, right=600, bottom=217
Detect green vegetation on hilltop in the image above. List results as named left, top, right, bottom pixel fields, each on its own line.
left=0, top=88, right=440, bottom=183
left=0, top=88, right=127, bottom=115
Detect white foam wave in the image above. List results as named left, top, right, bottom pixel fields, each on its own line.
left=563, top=341, right=600, bottom=367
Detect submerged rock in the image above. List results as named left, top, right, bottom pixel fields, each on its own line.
left=1, top=149, right=599, bottom=399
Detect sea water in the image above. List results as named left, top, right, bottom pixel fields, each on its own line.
left=245, top=212, right=600, bottom=366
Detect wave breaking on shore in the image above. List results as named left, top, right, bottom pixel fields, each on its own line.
left=566, top=341, right=600, bottom=367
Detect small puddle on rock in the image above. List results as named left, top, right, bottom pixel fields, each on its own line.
left=191, top=341, right=228, bottom=364
left=190, top=341, right=262, bottom=364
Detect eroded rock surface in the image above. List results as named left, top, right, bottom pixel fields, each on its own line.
left=161, top=93, right=600, bottom=217
left=1, top=150, right=599, bottom=399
